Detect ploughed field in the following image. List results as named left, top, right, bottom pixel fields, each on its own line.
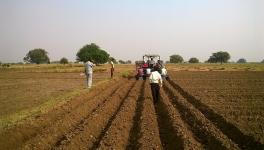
left=0, top=72, right=108, bottom=118
left=0, top=71, right=264, bottom=149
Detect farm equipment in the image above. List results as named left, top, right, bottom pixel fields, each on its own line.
left=135, top=54, right=169, bottom=80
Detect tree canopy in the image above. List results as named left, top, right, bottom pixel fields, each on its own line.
left=207, top=51, right=230, bottom=64
left=237, top=58, right=247, bottom=63
left=60, top=57, right=69, bottom=64
left=170, top=55, right=184, bottom=63
left=126, top=60, right=132, bottom=64
left=23, top=48, right=50, bottom=64
left=189, top=57, right=199, bottom=63
left=76, top=43, right=109, bottom=64
left=118, top=59, right=132, bottom=64
left=118, top=60, right=126, bottom=64
left=109, top=57, right=117, bottom=64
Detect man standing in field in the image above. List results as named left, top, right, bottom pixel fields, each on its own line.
left=149, top=57, right=155, bottom=69
left=110, top=61, right=114, bottom=78
left=149, top=66, right=163, bottom=104
left=84, top=60, right=95, bottom=88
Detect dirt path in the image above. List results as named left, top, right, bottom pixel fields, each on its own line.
left=135, top=82, right=163, bottom=149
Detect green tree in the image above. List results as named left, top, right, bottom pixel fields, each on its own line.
left=207, top=51, right=230, bottom=64
left=207, top=56, right=217, bottom=63
left=60, top=57, right=69, bottom=64
left=170, top=54, right=184, bottom=63
left=237, top=58, right=247, bottom=63
left=189, top=57, right=199, bottom=63
left=76, top=43, right=109, bottom=64
left=261, top=59, right=264, bottom=63
left=23, top=48, right=50, bottom=64
left=126, top=60, right=132, bottom=64
left=118, top=60, right=126, bottom=64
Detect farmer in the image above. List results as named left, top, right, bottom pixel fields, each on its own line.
left=149, top=66, right=163, bottom=104
left=149, top=57, right=155, bottom=69
left=84, top=60, right=95, bottom=88
left=110, top=61, right=114, bottom=78
left=157, top=60, right=163, bottom=68
left=161, top=67, right=168, bottom=80
left=156, top=60, right=163, bottom=74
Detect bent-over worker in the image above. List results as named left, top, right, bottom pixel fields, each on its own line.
left=149, top=66, right=163, bottom=104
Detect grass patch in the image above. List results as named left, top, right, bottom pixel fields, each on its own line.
left=0, top=89, right=84, bottom=130
left=121, top=71, right=130, bottom=78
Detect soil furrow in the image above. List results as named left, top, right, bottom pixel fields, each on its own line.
left=137, top=82, right=162, bottom=149
left=155, top=88, right=203, bottom=149
left=22, top=80, right=124, bottom=150
left=97, top=80, right=144, bottom=149
left=56, top=80, right=136, bottom=150
left=164, top=81, right=240, bottom=150
left=0, top=79, right=119, bottom=150
left=168, top=78, right=264, bottom=150
left=54, top=83, right=122, bottom=148
left=126, top=80, right=146, bottom=150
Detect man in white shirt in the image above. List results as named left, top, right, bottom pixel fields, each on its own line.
left=84, top=60, right=95, bottom=88
left=161, top=67, right=168, bottom=79
left=149, top=66, right=163, bottom=104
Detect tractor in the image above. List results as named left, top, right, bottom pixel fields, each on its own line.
left=135, top=54, right=168, bottom=80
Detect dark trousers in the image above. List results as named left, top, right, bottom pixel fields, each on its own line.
left=111, top=68, right=114, bottom=78
left=150, top=83, right=160, bottom=104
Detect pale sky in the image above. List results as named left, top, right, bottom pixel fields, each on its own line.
left=0, top=0, right=263, bottom=63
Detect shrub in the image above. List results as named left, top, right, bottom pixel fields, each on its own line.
left=121, top=71, right=129, bottom=78
left=189, top=57, right=199, bottom=63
